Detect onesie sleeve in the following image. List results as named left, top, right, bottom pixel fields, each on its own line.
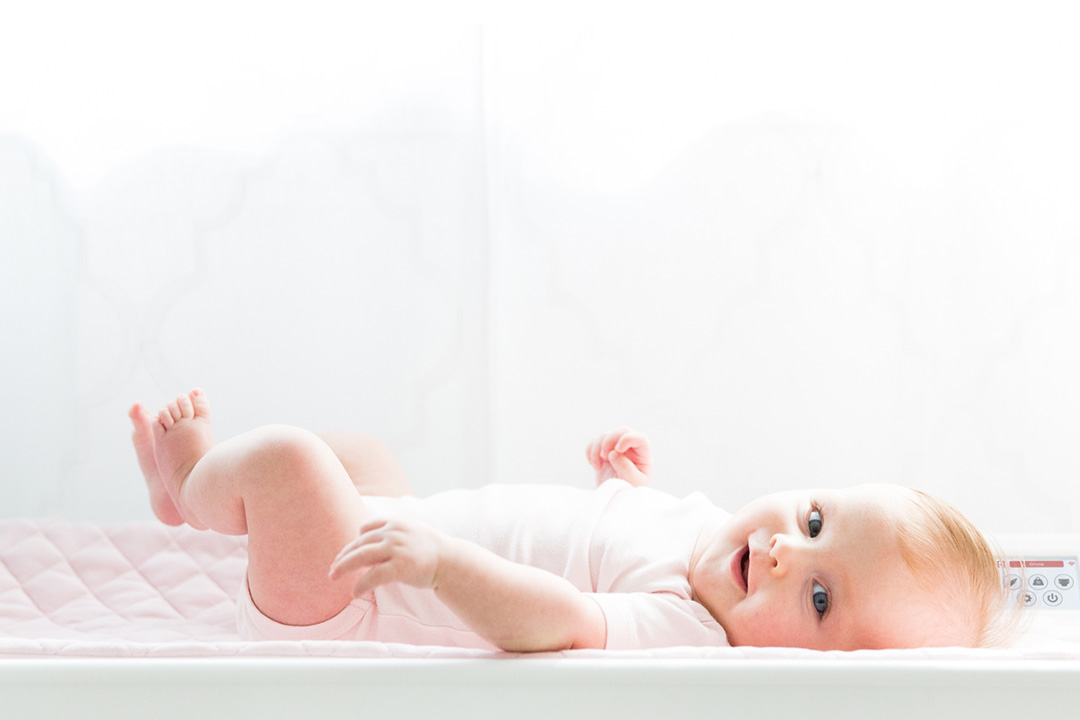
left=586, top=592, right=729, bottom=650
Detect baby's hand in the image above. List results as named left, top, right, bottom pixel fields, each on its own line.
left=329, top=517, right=447, bottom=597
left=585, top=428, right=652, bottom=487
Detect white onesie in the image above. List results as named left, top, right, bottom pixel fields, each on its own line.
left=237, top=479, right=731, bottom=650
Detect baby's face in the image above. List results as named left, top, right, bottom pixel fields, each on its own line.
left=690, top=484, right=961, bottom=650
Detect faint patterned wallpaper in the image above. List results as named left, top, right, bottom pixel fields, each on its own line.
left=2, top=26, right=1079, bottom=534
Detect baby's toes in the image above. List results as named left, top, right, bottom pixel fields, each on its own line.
left=176, top=393, right=195, bottom=419
left=129, top=402, right=151, bottom=428
left=189, top=388, right=212, bottom=420
left=165, top=399, right=182, bottom=423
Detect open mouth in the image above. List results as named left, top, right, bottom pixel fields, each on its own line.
left=741, top=546, right=750, bottom=591
left=732, top=544, right=749, bottom=593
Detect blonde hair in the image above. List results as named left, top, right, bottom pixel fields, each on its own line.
left=895, top=488, right=1022, bottom=648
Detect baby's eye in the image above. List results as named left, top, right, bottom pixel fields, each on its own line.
left=812, top=583, right=830, bottom=619
left=807, top=507, right=823, bottom=538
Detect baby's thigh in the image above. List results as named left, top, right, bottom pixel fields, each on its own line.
left=317, top=430, right=413, bottom=496
left=239, top=426, right=371, bottom=627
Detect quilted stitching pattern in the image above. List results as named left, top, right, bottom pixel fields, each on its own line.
left=0, top=519, right=246, bottom=644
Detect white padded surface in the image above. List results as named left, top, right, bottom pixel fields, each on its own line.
left=2, top=518, right=1079, bottom=661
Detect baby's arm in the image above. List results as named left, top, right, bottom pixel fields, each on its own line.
left=586, top=428, right=652, bottom=487
left=330, top=518, right=607, bottom=652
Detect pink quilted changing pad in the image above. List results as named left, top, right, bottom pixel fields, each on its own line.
left=3, top=518, right=1080, bottom=661
left=1, top=519, right=245, bottom=656
left=0, top=519, right=495, bottom=659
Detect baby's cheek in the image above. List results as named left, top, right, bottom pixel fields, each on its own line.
left=723, top=600, right=762, bottom=646
left=729, top=598, right=801, bottom=648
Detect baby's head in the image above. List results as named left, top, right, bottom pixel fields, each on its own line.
left=890, top=487, right=1017, bottom=648
left=689, top=484, right=1013, bottom=650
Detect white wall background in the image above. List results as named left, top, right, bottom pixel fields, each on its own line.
left=2, top=10, right=1080, bottom=535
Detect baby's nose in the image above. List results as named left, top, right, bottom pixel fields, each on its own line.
left=768, top=534, right=795, bottom=576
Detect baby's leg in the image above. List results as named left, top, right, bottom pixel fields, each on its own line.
left=131, top=410, right=413, bottom=526
left=129, top=403, right=186, bottom=526
left=316, top=430, right=413, bottom=497
left=149, top=390, right=366, bottom=627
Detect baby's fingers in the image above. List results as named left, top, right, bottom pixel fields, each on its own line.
left=614, top=430, right=649, bottom=455
left=585, top=438, right=602, bottom=469
left=600, top=428, right=630, bottom=457
left=333, top=519, right=388, bottom=563
left=609, top=450, right=648, bottom=487
left=329, top=540, right=390, bottom=580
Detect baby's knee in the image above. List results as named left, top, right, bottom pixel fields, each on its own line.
left=243, top=425, right=338, bottom=486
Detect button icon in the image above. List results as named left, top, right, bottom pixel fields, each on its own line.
left=1022, top=591, right=1037, bottom=607
left=1029, top=574, right=1048, bottom=590
left=1044, top=591, right=1063, bottom=607
left=1054, top=575, right=1075, bottom=591
left=1007, top=574, right=1022, bottom=591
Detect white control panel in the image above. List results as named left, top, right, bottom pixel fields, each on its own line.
left=999, top=557, right=1080, bottom=610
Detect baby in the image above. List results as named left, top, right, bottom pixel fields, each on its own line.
left=129, top=389, right=1011, bottom=652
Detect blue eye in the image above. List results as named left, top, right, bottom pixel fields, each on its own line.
left=812, top=583, right=830, bottom=619
left=807, top=508, right=823, bottom=538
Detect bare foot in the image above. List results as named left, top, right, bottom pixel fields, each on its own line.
left=151, top=389, right=216, bottom=530
left=129, top=402, right=185, bottom=526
